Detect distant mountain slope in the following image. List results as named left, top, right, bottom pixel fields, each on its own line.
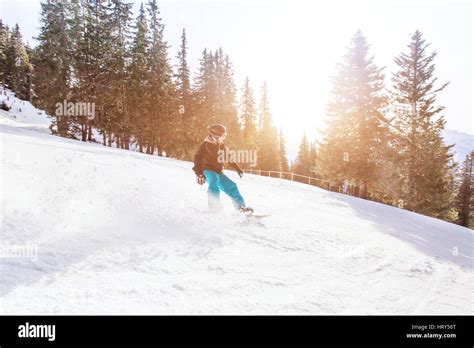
left=442, top=129, right=474, bottom=163
left=287, top=128, right=474, bottom=165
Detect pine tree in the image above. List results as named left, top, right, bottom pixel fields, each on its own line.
left=172, top=28, right=194, bottom=158
left=319, top=30, right=389, bottom=198
left=219, top=53, right=240, bottom=149
left=294, top=130, right=312, bottom=176
left=193, top=48, right=216, bottom=133
left=84, top=0, right=125, bottom=146
left=239, top=77, right=257, bottom=149
left=454, top=151, right=473, bottom=228
left=129, top=2, right=150, bottom=151
left=309, top=141, right=318, bottom=174
left=278, top=127, right=289, bottom=172
left=3, top=24, right=33, bottom=100
left=19, top=41, right=34, bottom=101
left=175, top=28, right=191, bottom=115
left=192, top=48, right=216, bottom=154
left=391, top=30, right=455, bottom=218
left=2, top=24, right=14, bottom=89
left=33, top=0, right=73, bottom=137
left=192, top=48, right=240, bottom=151
left=213, top=49, right=238, bottom=146
left=146, top=0, right=174, bottom=156
left=105, top=0, right=134, bottom=149
left=76, top=0, right=112, bottom=142
left=0, top=20, right=9, bottom=85
left=214, top=49, right=224, bottom=122
left=256, top=81, right=279, bottom=171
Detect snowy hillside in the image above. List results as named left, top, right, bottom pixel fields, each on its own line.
left=1, top=117, right=473, bottom=314
left=0, top=87, right=51, bottom=133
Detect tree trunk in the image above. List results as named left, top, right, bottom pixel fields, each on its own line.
left=107, top=132, right=112, bottom=147
left=57, top=117, right=69, bottom=137
left=359, top=182, right=367, bottom=199
left=87, top=124, right=93, bottom=141
left=122, top=134, right=129, bottom=150
left=81, top=123, right=87, bottom=142
left=146, top=141, right=154, bottom=155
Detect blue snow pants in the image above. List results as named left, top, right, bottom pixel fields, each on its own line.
left=203, top=169, right=245, bottom=211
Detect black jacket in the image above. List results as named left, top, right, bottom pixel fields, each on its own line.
left=192, top=141, right=242, bottom=176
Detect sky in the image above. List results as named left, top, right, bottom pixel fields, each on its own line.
left=1, top=0, right=472, bottom=159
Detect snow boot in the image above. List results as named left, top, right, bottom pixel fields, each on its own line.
left=239, top=206, right=254, bottom=214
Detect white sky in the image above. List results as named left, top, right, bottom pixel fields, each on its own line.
left=1, top=0, right=472, bottom=158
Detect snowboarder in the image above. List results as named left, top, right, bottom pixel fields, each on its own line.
left=193, top=124, right=254, bottom=214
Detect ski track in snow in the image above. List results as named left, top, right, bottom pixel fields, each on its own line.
left=1, top=118, right=474, bottom=314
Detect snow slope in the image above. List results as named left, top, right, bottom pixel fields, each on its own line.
left=1, top=118, right=473, bottom=315
left=0, top=87, right=51, bottom=133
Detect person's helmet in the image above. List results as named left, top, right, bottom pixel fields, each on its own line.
left=207, top=124, right=227, bottom=137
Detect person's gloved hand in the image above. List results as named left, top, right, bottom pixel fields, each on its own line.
left=197, top=175, right=206, bottom=185
left=237, top=169, right=244, bottom=178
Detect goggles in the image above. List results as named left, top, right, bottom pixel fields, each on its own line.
left=212, top=132, right=227, bottom=140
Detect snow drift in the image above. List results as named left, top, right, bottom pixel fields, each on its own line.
left=0, top=88, right=473, bottom=314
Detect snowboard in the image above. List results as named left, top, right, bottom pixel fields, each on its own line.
left=240, top=212, right=270, bottom=227
left=245, top=213, right=271, bottom=219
